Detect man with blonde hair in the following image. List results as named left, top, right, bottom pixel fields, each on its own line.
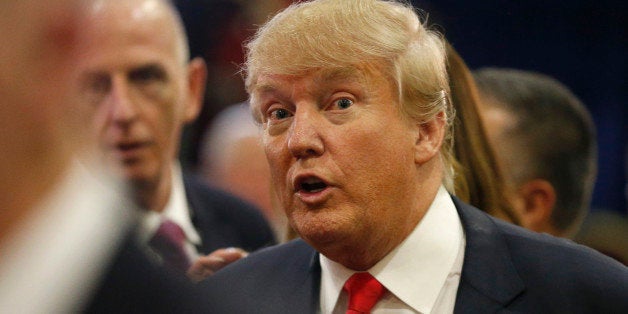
left=204, top=0, right=628, bottom=313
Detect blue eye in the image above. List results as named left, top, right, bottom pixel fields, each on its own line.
left=336, top=98, right=353, bottom=109
left=269, top=108, right=291, bottom=120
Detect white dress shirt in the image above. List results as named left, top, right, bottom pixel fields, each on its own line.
left=319, top=186, right=466, bottom=314
left=137, top=163, right=202, bottom=261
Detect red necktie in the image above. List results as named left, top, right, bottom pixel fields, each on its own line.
left=148, top=219, right=192, bottom=273
left=343, top=272, right=387, bottom=314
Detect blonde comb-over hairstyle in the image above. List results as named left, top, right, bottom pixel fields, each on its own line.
left=244, top=0, right=456, bottom=190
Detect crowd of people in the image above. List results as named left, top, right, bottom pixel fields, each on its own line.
left=0, top=0, right=626, bottom=313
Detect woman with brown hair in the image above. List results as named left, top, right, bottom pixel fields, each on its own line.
left=445, top=42, right=519, bottom=224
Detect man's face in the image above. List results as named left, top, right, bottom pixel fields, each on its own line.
left=252, top=66, right=424, bottom=264
left=77, top=2, right=196, bottom=185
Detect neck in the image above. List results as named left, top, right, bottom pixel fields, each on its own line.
left=132, top=167, right=172, bottom=214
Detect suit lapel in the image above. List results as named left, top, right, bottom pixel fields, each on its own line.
left=182, top=174, right=200, bottom=224
left=182, top=175, right=215, bottom=254
left=302, top=248, right=322, bottom=314
left=256, top=240, right=320, bottom=314
left=281, top=243, right=321, bottom=314
left=452, top=197, right=525, bottom=313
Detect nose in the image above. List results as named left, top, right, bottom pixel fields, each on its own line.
left=107, top=76, right=138, bottom=125
left=287, top=107, right=324, bottom=159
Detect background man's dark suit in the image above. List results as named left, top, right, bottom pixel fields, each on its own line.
left=82, top=175, right=277, bottom=313
left=203, top=197, right=628, bottom=313
left=84, top=235, right=211, bottom=313
left=184, top=174, right=277, bottom=253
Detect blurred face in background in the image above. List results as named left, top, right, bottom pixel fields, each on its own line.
left=77, top=0, right=204, bottom=187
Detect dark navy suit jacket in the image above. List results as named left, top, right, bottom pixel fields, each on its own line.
left=183, top=174, right=276, bottom=253
left=203, top=196, right=628, bottom=313
left=83, top=175, right=276, bottom=313
left=83, top=235, right=212, bottom=313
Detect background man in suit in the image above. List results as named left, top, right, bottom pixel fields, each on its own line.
left=474, top=68, right=597, bottom=238
left=203, top=0, right=628, bottom=313
left=76, top=0, right=275, bottom=281
left=0, top=0, right=212, bottom=312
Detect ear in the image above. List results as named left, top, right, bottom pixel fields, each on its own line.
left=414, top=111, right=446, bottom=164
left=516, top=179, right=558, bottom=234
left=183, top=57, right=207, bottom=122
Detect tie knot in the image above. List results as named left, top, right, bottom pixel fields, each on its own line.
left=343, top=272, right=387, bottom=314
left=148, top=219, right=191, bottom=273
left=153, top=219, right=187, bottom=245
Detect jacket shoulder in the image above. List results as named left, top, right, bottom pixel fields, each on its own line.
left=201, top=240, right=320, bottom=314
left=454, top=197, right=628, bottom=313
left=183, top=174, right=277, bottom=252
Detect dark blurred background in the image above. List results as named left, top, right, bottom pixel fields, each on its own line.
left=175, top=0, right=627, bottom=216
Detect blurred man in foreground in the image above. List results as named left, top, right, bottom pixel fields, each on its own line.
left=0, top=1, right=117, bottom=312
left=0, top=0, right=211, bottom=313
left=0, top=0, right=211, bottom=312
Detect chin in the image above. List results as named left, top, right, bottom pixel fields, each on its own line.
left=295, top=215, right=353, bottom=251
left=116, top=166, right=153, bottom=185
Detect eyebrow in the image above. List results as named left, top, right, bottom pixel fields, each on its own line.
left=129, top=63, right=167, bottom=80
left=253, top=67, right=364, bottom=94
left=254, top=83, right=279, bottom=95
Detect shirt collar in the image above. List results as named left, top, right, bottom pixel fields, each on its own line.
left=319, top=186, right=463, bottom=313
left=162, top=163, right=201, bottom=246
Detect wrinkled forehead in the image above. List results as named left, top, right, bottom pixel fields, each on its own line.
left=250, top=62, right=394, bottom=95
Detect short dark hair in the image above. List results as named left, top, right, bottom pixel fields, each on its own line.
left=474, top=68, right=597, bottom=233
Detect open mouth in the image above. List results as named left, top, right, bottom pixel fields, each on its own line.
left=117, top=142, right=144, bottom=151
left=296, top=176, right=328, bottom=193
